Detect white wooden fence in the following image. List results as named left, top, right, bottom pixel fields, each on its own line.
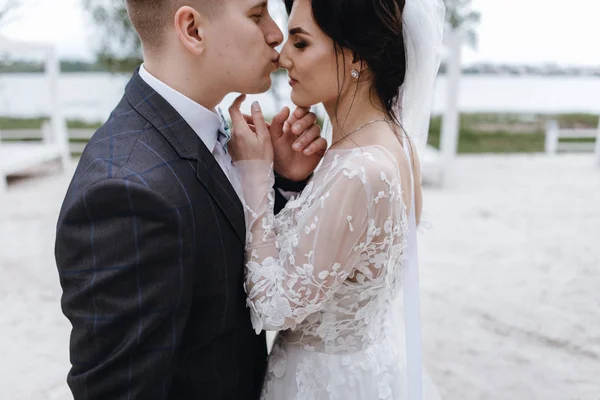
left=545, top=119, right=600, bottom=164
left=0, top=35, right=71, bottom=193
left=0, top=127, right=95, bottom=154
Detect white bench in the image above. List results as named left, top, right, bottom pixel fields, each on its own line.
left=545, top=119, right=600, bottom=162
left=0, top=122, right=72, bottom=192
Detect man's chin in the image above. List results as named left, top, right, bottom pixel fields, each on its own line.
left=244, top=76, right=272, bottom=95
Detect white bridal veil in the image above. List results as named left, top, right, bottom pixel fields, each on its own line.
left=399, top=1, right=446, bottom=399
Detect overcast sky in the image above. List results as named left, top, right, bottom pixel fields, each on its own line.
left=1, top=0, right=598, bottom=66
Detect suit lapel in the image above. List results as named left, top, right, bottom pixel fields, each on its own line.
left=194, top=143, right=246, bottom=243
left=125, top=68, right=246, bottom=243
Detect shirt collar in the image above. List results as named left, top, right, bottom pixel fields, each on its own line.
left=139, top=64, right=222, bottom=152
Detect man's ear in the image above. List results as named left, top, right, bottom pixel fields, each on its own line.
left=174, top=6, right=207, bottom=56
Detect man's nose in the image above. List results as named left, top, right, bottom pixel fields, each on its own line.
left=266, top=20, right=284, bottom=48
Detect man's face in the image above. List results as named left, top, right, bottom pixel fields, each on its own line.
left=203, top=0, right=284, bottom=95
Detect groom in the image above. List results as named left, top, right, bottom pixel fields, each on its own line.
left=55, top=1, right=325, bottom=399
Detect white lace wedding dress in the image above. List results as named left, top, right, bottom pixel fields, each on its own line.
left=235, top=144, right=440, bottom=400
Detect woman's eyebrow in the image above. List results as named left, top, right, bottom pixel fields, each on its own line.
left=289, top=27, right=311, bottom=36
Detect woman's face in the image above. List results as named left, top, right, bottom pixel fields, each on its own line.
left=278, top=0, right=355, bottom=108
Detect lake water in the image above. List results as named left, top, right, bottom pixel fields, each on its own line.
left=0, top=73, right=599, bottom=122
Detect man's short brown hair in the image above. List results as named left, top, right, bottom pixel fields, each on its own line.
left=126, top=0, right=221, bottom=50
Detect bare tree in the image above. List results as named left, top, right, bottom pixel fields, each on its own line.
left=444, top=0, right=481, bottom=49
left=0, top=0, right=20, bottom=28
left=82, top=0, right=141, bottom=72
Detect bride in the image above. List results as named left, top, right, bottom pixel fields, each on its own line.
left=228, top=0, right=445, bottom=398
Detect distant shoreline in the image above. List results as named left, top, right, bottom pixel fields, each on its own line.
left=2, top=70, right=598, bottom=78
left=1, top=61, right=599, bottom=78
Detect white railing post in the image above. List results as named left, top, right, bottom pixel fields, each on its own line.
left=440, top=29, right=462, bottom=166
left=45, top=46, right=70, bottom=169
left=40, top=121, right=51, bottom=144
left=595, top=117, right=600, bottom=165
left=0, top=131, right=6, bottom=193
left=545, top=120, right=559, bottom=155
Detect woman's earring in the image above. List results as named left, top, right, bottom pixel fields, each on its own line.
left=351, top=69, right=360, bottom=79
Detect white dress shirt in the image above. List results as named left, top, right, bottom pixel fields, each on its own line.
left=139, top=64, right=243, bottom=199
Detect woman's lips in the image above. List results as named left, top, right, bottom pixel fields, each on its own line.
left=289, top=78, right=298, bottom=87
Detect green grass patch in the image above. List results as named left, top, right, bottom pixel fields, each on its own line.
left=426, top=113, right=597, bottom=153
left=560, top=138, right=596, bottom=143
left=0, top=117, right=48, bottom=130
left=0, top=117, right=102, bottom=130
left=1, top=113, right=597, bottom=154
left=427, top=128, right=545, bottom=153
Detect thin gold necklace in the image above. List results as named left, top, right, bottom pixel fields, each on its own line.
left=330, top=117, right=391, bottom=148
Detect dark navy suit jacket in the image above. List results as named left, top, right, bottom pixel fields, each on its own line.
left=55, top=69, right=304, bottom=399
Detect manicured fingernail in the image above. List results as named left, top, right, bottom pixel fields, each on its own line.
left=293, top=124, right=301, bottom=133
left=304, top=148, right=311, bottom=155
left=252, top=101, right=261, bottom=112
left=293, top=142, right=302, bottom=150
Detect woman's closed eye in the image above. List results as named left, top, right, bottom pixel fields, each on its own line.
left=294, top=41, right=308, bottom=49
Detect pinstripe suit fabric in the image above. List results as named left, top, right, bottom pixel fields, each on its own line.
left=55, top=70, right=271, bottom=400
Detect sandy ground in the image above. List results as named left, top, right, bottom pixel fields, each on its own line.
left=1, top=154, right=599, bottom=400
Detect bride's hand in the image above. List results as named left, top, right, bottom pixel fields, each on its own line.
left=228, top=95, right=273, bottom=163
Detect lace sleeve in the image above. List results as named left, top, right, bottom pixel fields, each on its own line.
left=234, top=160, right=371, bottom=333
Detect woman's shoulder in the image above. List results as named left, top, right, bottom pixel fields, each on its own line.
left=322, top=145, right=402, bottom=183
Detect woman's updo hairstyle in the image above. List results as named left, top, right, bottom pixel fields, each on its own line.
left=284, top=0, right=407, bottom=124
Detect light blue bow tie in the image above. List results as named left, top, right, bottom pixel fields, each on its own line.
left=217, top=108, right=231, bottom=152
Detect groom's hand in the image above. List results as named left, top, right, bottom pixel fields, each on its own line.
left=268, top=107, right=327, bottom=182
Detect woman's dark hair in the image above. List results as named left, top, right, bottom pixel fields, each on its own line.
left=284, top=0, right=407, bottom=125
